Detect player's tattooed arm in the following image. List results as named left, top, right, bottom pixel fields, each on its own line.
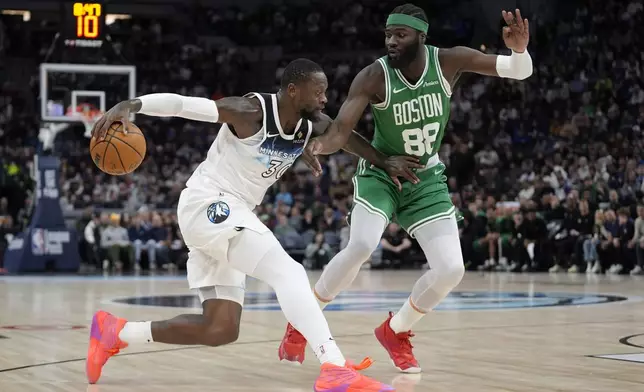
left=92, top=94, right=262, bottom=140
left=212, top=96, right=263, bottom=138
left=438, top=9, right=531, bottom=86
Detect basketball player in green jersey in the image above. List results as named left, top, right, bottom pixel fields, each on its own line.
left=280, top=4, right=532, bottom=373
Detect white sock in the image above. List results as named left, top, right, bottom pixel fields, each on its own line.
left=313, top=339, right=345, bottom=366
left=118, top=321, right=153, bottom=344
left=389, top=298, right=426, bottom=334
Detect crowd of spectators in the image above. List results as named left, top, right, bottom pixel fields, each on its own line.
left=2, top=0, right=644, bottom=275
left=77, top=208, right=185, bottom=271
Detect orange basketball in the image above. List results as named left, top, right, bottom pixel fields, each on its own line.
left=89, top=121, right=146, bottom=175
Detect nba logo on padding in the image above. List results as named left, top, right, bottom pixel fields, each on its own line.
left=207, top=202, right=230, bottom=224
left=31, top=229, right=46, bottom=256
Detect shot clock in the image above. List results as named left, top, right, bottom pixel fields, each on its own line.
left=62, top=2, right=106, bottom=48
left=73, top=2, right=102, bottom=39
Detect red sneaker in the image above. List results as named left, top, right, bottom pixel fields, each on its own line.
left=86, top=310, right=128, bottom=384
left=314, top=362, right=395, bottom=392
left=374, top=312, right=421, bottom=373
left=278, top=322, right=307, bottom=364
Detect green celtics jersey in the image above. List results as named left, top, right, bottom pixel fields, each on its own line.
left=371, top=45, right=452, bottom=165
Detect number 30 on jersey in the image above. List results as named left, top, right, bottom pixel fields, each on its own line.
left=402, top=122, right=440, bottom=157
left=262, top=159, right=292, bottom=179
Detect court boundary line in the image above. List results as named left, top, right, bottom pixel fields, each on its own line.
left=586, top=354, right=644, bottom=366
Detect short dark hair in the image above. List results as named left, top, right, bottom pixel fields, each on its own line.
left=390, top=3, right=428, bottom=23
left=280, top=58, right=324, bottom=89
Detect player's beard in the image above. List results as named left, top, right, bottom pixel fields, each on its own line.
left=300, top=108, right=320, bottom=121
left=388, top=42, right=421, bottom=69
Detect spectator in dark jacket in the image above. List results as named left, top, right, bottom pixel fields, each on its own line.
left=512, top=206, right=548, bottom=272
left=598, top=209, right=619, bottom=272
left=568, top=200, right=595, bottom=273
left=459, top=210, right=480, bottom=269
left=379, top=223, right=413, bottom=270
left=628, top=205, right=644, bottom=275
left=130, top=216, right=154, bottom=270
left=608, top=208, right=635, bottom=274
left=147, top=213, right=170, bottom=269
left=550, top=197, right=581, bottom=272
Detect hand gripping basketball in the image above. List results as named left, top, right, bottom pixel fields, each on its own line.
left=89, top=101, right=147, bottom=175
left=91, top=101, right=135, bottom=141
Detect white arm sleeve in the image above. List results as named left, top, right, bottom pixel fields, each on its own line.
left=495, top=50, right=533, bottom=80
left=137, top=93, right=220, bottom=123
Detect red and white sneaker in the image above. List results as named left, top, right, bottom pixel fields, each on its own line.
left=374, top=312, right=421, bottom=373
left=278, top=322, right=307, bottom=364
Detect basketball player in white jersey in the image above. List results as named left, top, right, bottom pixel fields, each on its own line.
left=86, top=59, right=420, bottom=391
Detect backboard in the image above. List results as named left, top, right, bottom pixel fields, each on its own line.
left=40, top=63, right=136, bottom=123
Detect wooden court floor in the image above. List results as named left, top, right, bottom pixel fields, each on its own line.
left=1, top=270, right=644, bottom=391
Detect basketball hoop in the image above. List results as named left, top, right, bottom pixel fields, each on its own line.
left=66, top=104, right=103, bottom=138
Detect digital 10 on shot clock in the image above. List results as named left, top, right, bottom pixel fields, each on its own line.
left=64, top=2, right=106, bottom=48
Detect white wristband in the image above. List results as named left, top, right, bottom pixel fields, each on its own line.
left=138, top=93, right=219, bottom=123
left=496, top=50, right=533, bottom=80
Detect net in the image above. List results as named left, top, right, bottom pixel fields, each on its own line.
left=40, top=63, right=135, bottom=123
left=66, top=103, right=103, bottom=138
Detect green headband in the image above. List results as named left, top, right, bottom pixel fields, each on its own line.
left=386, top=14, right=428, bottom=33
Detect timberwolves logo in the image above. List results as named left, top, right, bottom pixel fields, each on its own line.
left=207, top=201, right=230, bottom=224
left=111, top=291, right=633, bottom=312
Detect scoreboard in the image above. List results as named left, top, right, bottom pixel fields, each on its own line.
left=62, top=2, right=106, bottom=48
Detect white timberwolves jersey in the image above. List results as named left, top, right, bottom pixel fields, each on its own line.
left=185, top=92, right=313, bottom=206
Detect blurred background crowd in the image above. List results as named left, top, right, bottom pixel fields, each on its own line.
left=1, top=0, right=644, bottom=275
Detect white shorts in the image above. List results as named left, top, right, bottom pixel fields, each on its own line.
left=177, top=187, right=274, bottom=306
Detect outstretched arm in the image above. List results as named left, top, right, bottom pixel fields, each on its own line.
left=311, top=113, right=389, bottom=168
left=439, top=9, right=532, bottom=82
left=92, top=94, right=262, bottom=140
left=306, top=114, right=422, bottom=189
left=342, top=132, right=387, bottom=165
left=135, top=94, right=261, bottom=125
left=312, top=63, right=382, bottom=155
left=343, top=131, right=423, bottom=188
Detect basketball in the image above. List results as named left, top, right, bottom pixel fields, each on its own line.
left=89, top=121, right=146, bottom=175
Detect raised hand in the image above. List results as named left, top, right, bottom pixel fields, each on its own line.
left=502, top=9, right=529, bottom=53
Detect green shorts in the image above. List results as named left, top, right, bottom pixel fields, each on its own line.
left=351, top=158, right=456, bottom=237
